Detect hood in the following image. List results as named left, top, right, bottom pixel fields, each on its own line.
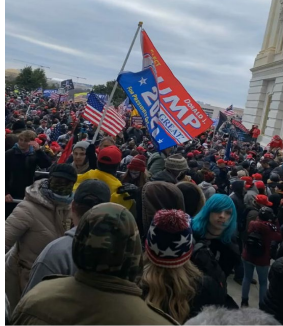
left=142, top=181, right=185, bottom=236
left=177, top=181, right=206, bottom=217
left=198, top=181, right=213, bottom=190
left=151, top=170, right=176, bottom=183
left=65, top=226, right=77, bottom=237
left=25, top=179, right=54, bottom=209
left=72, top=202, right=142, bottom=282
left=231, top=180, right=245, bottom=195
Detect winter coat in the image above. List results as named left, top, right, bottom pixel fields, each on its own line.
left=5, top=180, right=72, bottom=313
left=272, top=165, right=283, bottom=180
left=12, top=272, right=177, bottom=325
left=151, top=170, right=177, bottom=184
left=187, top=170, right=203, bottom=185
left=244, top=185, right=259, bottom=207
left=262, top=167, right=273, bottom=184
left=198, top=181, right=216, bottom=200
left=5, top=147, right=51, bottom=199
left=73, top=169, right=133, bottom=211
left=147, top=152, right=166, bottom=175
left=23, top=227, right=77, bottom=297
left=242, top=219, right=282, bottom=266
left=260, top=257, right=283, bottom=324
left=229, top=184, right=245, bottom=231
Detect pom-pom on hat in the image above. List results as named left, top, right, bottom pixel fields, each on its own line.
left=145, top=209, right=193, bottom=268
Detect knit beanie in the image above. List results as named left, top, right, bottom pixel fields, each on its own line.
left=145, top=209, right=193, bottom=268
left=127, top=155, right=146, bottom=172
left=165, top=154, right=188, bottom=171
left=73, top=141, right=90, bottom=151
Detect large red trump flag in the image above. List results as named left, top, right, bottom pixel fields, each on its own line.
left=141, top=30, right=212, bottom=140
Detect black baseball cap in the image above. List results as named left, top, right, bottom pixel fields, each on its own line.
left=74, top=180, right=111, bottom=206
left=49, top=164, right=77, bottom=182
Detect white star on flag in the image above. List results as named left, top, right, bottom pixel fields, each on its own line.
left=139, top=77, right=147, bottom=85
left=160, top=247, right=180, bottom=257
left=157, top=139, right=163, bottom=144
left=173, top=234, right=190, bottom=248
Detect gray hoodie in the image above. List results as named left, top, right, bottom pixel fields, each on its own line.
left=22, top=227, right=77, bottom=297
left=198, top=181, right=216, bottom=200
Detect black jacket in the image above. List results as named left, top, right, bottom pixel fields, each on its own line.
left=230, top=181, right=245, bottom=231
left=260, top=257, right=283, bottom=324
left=262, top=167, right=273, bottom=184
left=5, top=148, right=51, bottom=199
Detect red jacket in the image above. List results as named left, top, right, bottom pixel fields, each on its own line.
left=252, top=128, right=260, bottom=138
left=242, top=219, right=282, bottom=266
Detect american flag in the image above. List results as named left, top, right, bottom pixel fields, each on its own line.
left=31, top=88, right=43, bottom=97
left=223, top=104, right=236, bottom=116
left=51, top=92, right=68, bottom=102
left=118, top=97, right=132, bottom=116
left=49, top=123, right=61, bottom=141
left=83, top=92, right=125, bottom=137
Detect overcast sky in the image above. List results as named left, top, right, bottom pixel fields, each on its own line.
left=5, top=0, right=271, bottom=108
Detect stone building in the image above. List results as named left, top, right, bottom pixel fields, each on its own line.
left=242, top=0, right=283, bottom=145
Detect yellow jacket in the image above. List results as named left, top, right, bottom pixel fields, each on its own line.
left=73, top=169, right=133, bottom=210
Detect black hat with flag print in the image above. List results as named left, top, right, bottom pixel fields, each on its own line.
left=145, top=209, right=193, bottom=268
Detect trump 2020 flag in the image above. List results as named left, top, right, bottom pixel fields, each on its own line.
left=118, top=68, right=179, bottom=150
left=141, top=30, right=212, bottom=138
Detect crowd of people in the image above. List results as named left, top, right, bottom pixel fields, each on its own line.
left=5, top=88, right=283, bottom=325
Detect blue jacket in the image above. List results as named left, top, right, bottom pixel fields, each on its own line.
left=22, top=227, right=77, bottom=296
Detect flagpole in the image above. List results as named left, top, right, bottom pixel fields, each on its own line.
left=91, top=21, right=143, bottom=145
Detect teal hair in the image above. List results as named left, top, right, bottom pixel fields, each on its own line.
left=192, top=194, right=237, bottom=244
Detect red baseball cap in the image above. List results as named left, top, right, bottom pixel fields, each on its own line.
left=98, top=146, right=122, bottom=165
left=38, top=134, right=47, bottom=140
left=252, top=173, right=262, bottom=180
left=35, top=138, right=43, bottom=145
left=192, top=150, right=201, bottom=155
left=248, top=150, right=257, bottom=157
left=217, top=159, right=227, bottom=165
left=255, top=194, right=273, bottom=207
left=136, top=146, right=146, bottom=152
left=5, top=129, right=12, bottom=134
left=246, top=154, right=253, bottom=159
left=264, top=153, right=273, bottom=159
left=255, top=181, right=265, bottom=190
left=187, top=152, right=194, bottom=158
left=241, top=176, right=253, bottom=189
left=227, top=161, right=235, bottom=167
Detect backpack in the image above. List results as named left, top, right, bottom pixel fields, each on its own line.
left=239, top=207, right=257, bottom=232
left=191, top=241, right=227, bottom=297
left=245, top=231, right=264, bottom=257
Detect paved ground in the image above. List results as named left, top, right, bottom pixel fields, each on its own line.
left=227, top=273, right=259, bottom=308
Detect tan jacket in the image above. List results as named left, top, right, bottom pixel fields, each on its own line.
left=12, top=272, right=178, bottom=325
left=5, top=179, right=72, bottom=313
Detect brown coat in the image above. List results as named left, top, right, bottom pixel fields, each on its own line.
left=5, top=179, right=72, bottom=313
left=12, top=272, right=178, bottom=325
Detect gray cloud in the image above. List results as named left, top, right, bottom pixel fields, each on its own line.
left=5, top=0, right=271, bottom=107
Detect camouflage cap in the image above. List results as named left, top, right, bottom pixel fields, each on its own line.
left=72, top=202, right=142, bottom=281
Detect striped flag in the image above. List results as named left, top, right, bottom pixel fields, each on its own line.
left=83, top=92, right=125, bottom=137
left=223, top=104, right=236, bottom=116
left=118, top=97, right=132, bottom=116
left=51, top=92, right=68, bottom=102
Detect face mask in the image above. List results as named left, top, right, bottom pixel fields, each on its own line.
left=130, top=171, right=140, bottom=179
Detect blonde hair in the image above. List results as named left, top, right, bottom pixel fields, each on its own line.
left=141, top=253, right=202, bottom=324
left=18, top=130, right=36, bottom=141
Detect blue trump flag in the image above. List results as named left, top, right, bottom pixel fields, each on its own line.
left=118, top=68, right=178, bottom=150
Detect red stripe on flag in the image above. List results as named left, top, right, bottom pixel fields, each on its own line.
left=57, top=136, right=74, bottom=164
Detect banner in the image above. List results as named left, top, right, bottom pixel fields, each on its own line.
left=61, top=79, right=74, bottom=90
left=74, top=92, right=89, bottom=103
left=141, top=30, right=213, bottom=139
left=43, top=89, right=57, bottom=97
left=118, top=68, right=179, bottom=150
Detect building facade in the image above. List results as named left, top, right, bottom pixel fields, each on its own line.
left=242, top=0, right=283, bottom=145
left=198, top=102, right=243, bottom=119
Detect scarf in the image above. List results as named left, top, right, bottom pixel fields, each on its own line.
left=13, top=143, right=34, bottom=156
left=40, top=179, right=74, bottom=205
left=72, top=161, right=90, bottom=174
